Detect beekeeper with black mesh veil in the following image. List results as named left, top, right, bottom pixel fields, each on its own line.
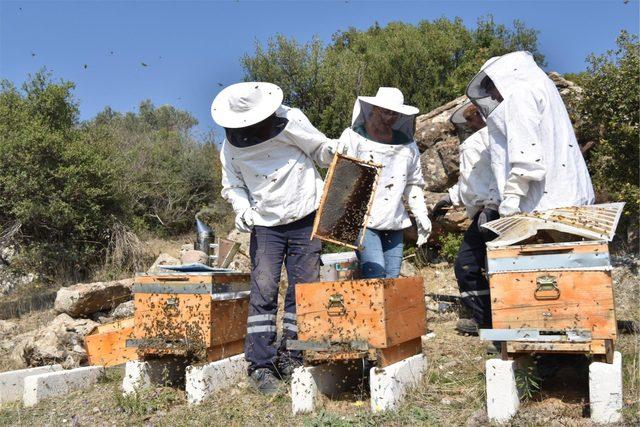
left=433, top=102, right=501, bottom=337
left=466, top=51, right=594, bottom=217
left=213, top=82, right=335, bottom=394
left=338, top=87, right=431, bottom=279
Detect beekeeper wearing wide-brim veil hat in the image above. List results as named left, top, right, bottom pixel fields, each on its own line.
left=465, top=51, right=594, bottom=217
left=213, top=81, right=336, bottom=394
left=338, top=87, right=431, bottom=279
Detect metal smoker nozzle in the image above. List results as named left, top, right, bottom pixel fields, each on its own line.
left=195, top=214, right=213, bottom=256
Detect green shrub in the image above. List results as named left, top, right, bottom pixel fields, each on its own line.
left=577, top=31, right=639, bottom=244
left=0, top=71, right=125, bottom=279
left=438, top=233, right=463, bottom=263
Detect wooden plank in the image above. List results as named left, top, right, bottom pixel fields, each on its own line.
left=206, top=338, right=245, bottom=362
left=487, top=242, right=609, bottom=260
left=382, top=277, right=426, bottom=347
left=296, top=279, right=387, bottom=347
left=490, top=270, right=617, bottom=339
left=304, top=349, right=377, bottom=364
left=377, top=337, right=422, bottom=367
left=85, top=318, right=137, bottom=367
left=135, top=273, right=250, bottom=285
left=93, top=317, right=134, bottom=334
left=506, top=339, right=607, bottom=354
left=311, top=153, right=339, bottom=245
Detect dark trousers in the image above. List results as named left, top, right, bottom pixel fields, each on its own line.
left=453, top=212, right=496, bottom=327
left=245, top=212, right=321, bottom=374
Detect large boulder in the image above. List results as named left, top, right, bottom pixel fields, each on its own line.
left=12, top=313, right=99, bottom=368
left=110, top=300, right=134, bottom=319
left=54, top=278, right=134, bottom=318
left=147, top=253, right=180, bottom=273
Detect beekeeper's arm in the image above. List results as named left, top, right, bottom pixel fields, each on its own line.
left=220, top=146, right=254, bottom=233
left=285, top=109, right=338, bottom=168
left=404, top=145, right=432, bottom=246
left=500, top=89, right=547, bottom=215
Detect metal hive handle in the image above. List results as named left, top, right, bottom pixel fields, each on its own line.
left=535, top=275, right=561, bottom=300
left=327, top=293, right=347, bottom=316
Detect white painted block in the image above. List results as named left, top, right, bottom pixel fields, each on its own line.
left=291, top=362, right=362, bottom=414
left=291, top=366, right=319, bottom=415
left=0, top=365, right=63, bottom=404
left=23, top=366, right=104, bottom=407
left=122, top=358, right=187, bottom=395
left=590, top=351, right=623, bottom=424
left=486, top=358, right=521, bottom=423
left=186, top=354, right=248, bottom=404
left=370, top=353, right=427, bottom=413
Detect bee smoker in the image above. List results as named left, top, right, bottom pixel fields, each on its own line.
left=195, top=214, right=215, bottom=265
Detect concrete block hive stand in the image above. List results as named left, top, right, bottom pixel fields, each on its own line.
left=485, top=352, right=623, bottom=424
left=291, top=353, right=427, bottom=414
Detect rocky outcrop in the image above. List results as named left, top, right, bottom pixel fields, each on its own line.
left=54, top=278, right=134, bottom=318
left=12, top=313, right=98, bottom=368
left=110, top=300, right=134, bottom=319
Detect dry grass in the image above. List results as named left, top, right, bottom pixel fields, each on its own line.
left=0, top=261, right=638, bottom=426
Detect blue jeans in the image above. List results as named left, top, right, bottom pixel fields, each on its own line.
left=357, top=228, right=404, bottom=279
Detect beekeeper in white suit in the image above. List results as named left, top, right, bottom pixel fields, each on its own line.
left=338, top=87, right=431, bottom=279
left=213, top=82, right=335, bottom=394
left=433, top=102, right=500, bottom=336
left=466, top=51, right=594, bottom=216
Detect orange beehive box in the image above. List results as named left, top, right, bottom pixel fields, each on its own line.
left=131, top=271, right=250, bottom=362
left=486, top=240, right=617, bottom=359
left=85, top=317, right=137, bottom=367
left=294, top=277, right=426, bottom=366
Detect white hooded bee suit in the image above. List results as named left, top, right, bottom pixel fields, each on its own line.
left=467, top=51, right=594, bottom=212
left=337, top=98, right=430, bottom=232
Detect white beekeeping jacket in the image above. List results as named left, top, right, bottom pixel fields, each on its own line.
left=448, top=127, right=500, bottom=218
left=474, top=51, right=595, bottom=212
left=220, top=106, right=336, bottom=227
left=338, top=99, right=427, bottom=231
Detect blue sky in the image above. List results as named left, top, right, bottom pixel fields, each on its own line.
left=1, top=0, right=638, bottom=139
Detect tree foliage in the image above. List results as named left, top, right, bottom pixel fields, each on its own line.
left=578, top=31, right=639, bottom=236
left=0, top=72, right=224, bottom=280
left=242, top=16, right=545, bottom=136
left=0, top=71, right=124, bottom=278
left=84, top=101, right=220, bottom=234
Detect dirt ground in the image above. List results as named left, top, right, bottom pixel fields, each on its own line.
left=0, top=261, right=638, bottom=426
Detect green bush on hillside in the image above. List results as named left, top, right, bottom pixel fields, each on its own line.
left=577, top=31, right=639, bottom=243
left=0, top=71, right=226, bottom=280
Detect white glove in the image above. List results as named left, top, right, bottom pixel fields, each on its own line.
left=415, top=216, right=432, bottom=247
left=235, top=209, right=255, bottom=233
left=404, top=184, right=431, bottom=247
left=499, top=195, right=521, bottom=216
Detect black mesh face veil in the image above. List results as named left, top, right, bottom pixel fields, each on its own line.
left=352, top=100, right=416, bottom=142
left=466, top=69, right=501, bottom=119
left=450, top=102, right=477, bottom=143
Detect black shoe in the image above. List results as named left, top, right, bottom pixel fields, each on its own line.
left=276, top=359, right=303, bottom=382
left=455, top=318, right=480, bottom=335
left=249, top=368, right=281, bottom=394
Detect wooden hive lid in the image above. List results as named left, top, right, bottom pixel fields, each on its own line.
left=483, top=203, right=625, bottom=248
